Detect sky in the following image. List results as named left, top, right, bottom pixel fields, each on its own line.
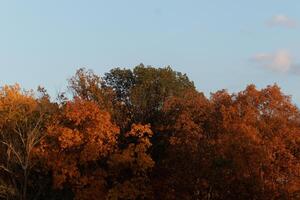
left=0, top=1, right=300, bottom=103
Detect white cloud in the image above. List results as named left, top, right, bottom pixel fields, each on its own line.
left=251, top=50, right=299, bottom=73
left=267, top=15, right=298, bottom=28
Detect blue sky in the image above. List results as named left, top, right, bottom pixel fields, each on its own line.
left=0, top=1, right=300, bottom=103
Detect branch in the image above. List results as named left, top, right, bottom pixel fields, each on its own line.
left=0, top=165, right=13, bottom=174
left=0, top=141, right=24, bottom=168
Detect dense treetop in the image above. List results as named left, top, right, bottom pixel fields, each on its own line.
left=0, top=64, right=300, bottom=200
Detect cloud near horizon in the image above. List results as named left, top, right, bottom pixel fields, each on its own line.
left=251, top=50, right=300, bottom=74
left=267, top=14, right=298, bottom=28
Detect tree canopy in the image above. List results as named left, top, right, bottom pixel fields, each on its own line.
left=1, top=65, right=300, bottom=199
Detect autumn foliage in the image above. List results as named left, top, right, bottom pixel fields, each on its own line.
left=1, top=65, right=300, bottom=199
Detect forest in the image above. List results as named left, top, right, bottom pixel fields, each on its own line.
left=0, top=64, right=300, bottom=200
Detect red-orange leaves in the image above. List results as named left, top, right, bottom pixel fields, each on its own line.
left=208, top=84, right=300, bottom=198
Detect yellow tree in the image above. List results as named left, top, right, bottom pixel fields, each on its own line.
left=0, top=84, right=47, bottom=200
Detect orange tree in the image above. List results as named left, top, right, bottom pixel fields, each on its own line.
left=37, top=96, right=155, bottom=199
left=155, top=84, right=300, bottom=199
left=37, top=97, right=119, bottom=199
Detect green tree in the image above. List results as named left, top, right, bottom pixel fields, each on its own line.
left=104, top=64, right=195, bottom=126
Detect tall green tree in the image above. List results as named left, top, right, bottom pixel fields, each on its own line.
left=104, top=64, right=196, bottom=126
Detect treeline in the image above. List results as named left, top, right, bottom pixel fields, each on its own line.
left=1, top=64, right=300, bottom=200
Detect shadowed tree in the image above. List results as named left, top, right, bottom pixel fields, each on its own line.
left=154, top=90, right=210, bottom=199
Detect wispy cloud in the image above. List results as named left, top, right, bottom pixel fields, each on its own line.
left=266, top=15, right=298, bottom=28
left=251, top=49, right=300, bottom=74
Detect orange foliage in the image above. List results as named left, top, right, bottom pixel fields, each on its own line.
left=37, top=98, right=155, bottom=199
left=38, top=97, right=119, bottom=199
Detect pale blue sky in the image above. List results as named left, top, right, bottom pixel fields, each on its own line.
left=0, top=1, right=300, bottom=102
